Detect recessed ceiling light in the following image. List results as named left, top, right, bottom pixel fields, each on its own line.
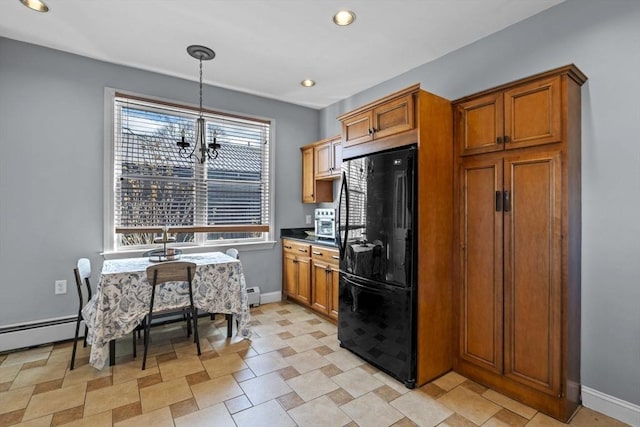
left=20, top=0, right=49, bottom=12
left=301, top=79, right=316, bottom=88
left=333, top=10, right=356, bottom=26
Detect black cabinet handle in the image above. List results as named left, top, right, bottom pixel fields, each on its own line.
left=368, top=128, right=374, bottom=135
left=503, top=190, right=510, bottom=212
left=495, top=191, right=502, bottom=211
left=497, top=136, right=503, bottom=144
left=504, top=135, right=511, bottom=143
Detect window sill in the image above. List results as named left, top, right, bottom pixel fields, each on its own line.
left=101, top=240, right=277, bottom=260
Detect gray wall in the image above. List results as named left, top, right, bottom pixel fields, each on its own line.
left=321, top=0, right=640, bottom=407
left=0, top=38, right=318, bottom=326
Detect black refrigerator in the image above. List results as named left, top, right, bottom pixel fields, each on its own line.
left=337, top=145, right=417, bottom=388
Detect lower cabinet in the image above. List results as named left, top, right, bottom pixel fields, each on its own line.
left=282, top=239, right=339, bottom=321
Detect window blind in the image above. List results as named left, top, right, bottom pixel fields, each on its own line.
left=113, top=94, right=271, bottom=248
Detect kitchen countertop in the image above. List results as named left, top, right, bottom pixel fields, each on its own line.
left=280, top=228, right=338, bottom=248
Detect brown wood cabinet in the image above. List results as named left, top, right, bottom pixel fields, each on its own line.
left=339, top=88, right=415, bottom=154
left=310, top=245, right=340, bottom=320
left=453, top=65, right=586, bottom=422
left=314, top=135, right=342, bottom=179
left=282, top=239, right=311, bottom=304
left=301, top=145, right=333, bottom=203
left=456, top=75, right=562, bottom=156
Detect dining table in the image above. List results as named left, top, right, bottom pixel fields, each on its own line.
left=82, top=252, right=251, bottom=369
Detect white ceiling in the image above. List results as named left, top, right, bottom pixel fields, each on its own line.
left=0, top=0, right=564, bottom=109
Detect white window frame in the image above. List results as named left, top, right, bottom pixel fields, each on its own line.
left=102, top=88, right=276, bottom=258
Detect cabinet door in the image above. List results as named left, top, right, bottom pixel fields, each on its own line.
left=455, top=92, right=503, bottom=156
left=301, top=147, right=315, bottom=203
left=342, top=111, right=373, bottom=147
left=283, top=251, right=297, bottom=297
left=296, top=257, right=311, bottom=304
left=331, top=140, right=343, bottom=177
left=458, top=156, right=504, bottom=374
left=373, top=94, right=414, bottom=140
left=503, top=151, right=562, bottom=395
left=311, top=260, right=330, bottom=314
left=329, top=265, right=340, bottom=320
left=314, top=142, right=332, bottom=179
left=504, top=77, right=562, bottom=150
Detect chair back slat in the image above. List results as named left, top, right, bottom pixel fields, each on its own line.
left=146, top=261, right=197, bottom=286
left=226, top=248, right=239, bottom=259
left=77, top=258, right=91, bottom=281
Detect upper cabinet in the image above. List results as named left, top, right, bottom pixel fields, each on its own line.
left=455, top=75, right=562, bottom=156
left=314, top=135, right=342, bottom=179
left=338, top=86, right=417, bottom=159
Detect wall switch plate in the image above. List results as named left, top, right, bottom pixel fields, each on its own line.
left=305, top=214, right=312, bottom=225
left=54, top=279, right=67, bottom=295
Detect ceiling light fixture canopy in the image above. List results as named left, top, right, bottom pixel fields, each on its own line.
left=20, top=0, right=49, bottom=12
left=301, top=79, right=316, bottom=87
left=177, top=44, right=220, bottom=164
left=333, top=10, right=356, bottom=26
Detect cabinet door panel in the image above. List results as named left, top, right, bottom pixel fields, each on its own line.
left=373, top=94, right=414, bottom=139
left=311, top=261, right=330, bottom=314
left=331, top=140, right=343, bottom=177
left=504, top=77, right=561, bottom=149
left=297, top=257, right=311, bottom=304
left=456, top=93, right=503, bottom=156
left=314, top=143, right=332, bottom=178
left=302, top=147, right=315, bottom=203
left=329, top=266, right=339, bottom=320
left=342, top=112, right=372, bottom=147
left=503, top=152, right=561, bottom=395
left=459, top=157, right=503, bottom=373
left=283, top=252, right=297, bottom=297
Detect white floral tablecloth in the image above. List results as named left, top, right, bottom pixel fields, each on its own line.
left=82, top=252, right=251, bottom=369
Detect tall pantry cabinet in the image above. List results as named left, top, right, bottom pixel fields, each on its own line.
left=452, top=65, right=587, bottom=421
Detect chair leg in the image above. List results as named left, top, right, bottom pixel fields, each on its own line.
left=226, top=314, right=233, bottom=338
left=70, top=314, right=82, bottom=370
left=186, top=311, right=192, bottom=337
left=142, top=315, right=152, bottom=370
left=192, top=308, right=201, bottom=356
left=83, top=325, right=88, bottom=348
left=132, top=328, right=137, bottom=358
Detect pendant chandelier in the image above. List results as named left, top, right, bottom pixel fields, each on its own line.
left=177, top=45, right=220, bottom=163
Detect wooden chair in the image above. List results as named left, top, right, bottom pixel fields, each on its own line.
left=142, top=261, right=201, bottom=369
left=70, top=258, right=92, bottom=370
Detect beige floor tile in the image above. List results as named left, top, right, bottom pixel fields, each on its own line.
left=391, top=390, right=453, bottom=426
left=83, top=379, right=139, bottom=416
left=232, top=399, right=296, bottom=427
left=190, top=374, right=243, bottom=409
left=373, top=371, right=412, bottom=395
left=289, top=395, right=352, bottom=427
left=201, top=352, right=248, bottom=379
left=527, top=412, right=571, bottom=426
left=174, top=402, right=236, bottom=427
left=232, top=368, right=256, bottom=382
left=54, top=409, right=112, bottom=427
left=285, top=349, right=331, bottom=374
left=438, top=386, right=501, bottom=425
left=22, top=382, right=86, bottom=421
left=210, top=336, right=252, bottom=355
left=285, top=334, right=323, bottom=352
left=244, top=350, right=290, bottom=376
left=324, top=348, right=365, bottom=371
left=10, top=362, right=68, bottom=389
left=112, top=357, right=159, bottom=384
left=0, top=364, right=22, bottom=383
left=224, top=394, right=253, bottom=414
left=570, top=407, right=630, bottom=427
left=483, top=408, right=528, bottom=427
left=287, top=369, right=339, bottom=402
left=341, top=391, right=404, bottom=427
left=249, top=334, right=289, bottom=354
left=139, top=377, right=193, bottom=413
left=482, top=388, right=537, bottom=419
left=240, top=371, right=293, bottom=405
left=113, top=406, right=174, bottom=427
left=332, top=366, right=385, bottom=398
left=1, top=346, right=52, bottom=367
left=432, top=371, right=467, bottom=391
left=12, top=414, right=53, bottom=427
left=250, top=323, right=288, bottom=337
left=318, top=333, right=341, bottom=351
left=62, top=362, right=111, bottom=387
left=157, top=354, right=203, bottom=381
left=0, top=385, right=35, bottom=415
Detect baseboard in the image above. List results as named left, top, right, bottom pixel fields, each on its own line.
left=0, top=316, right=79, bottom=353
left=582, top=386, right=640, bottom=426
left=259, top=291, right=282, bottom=305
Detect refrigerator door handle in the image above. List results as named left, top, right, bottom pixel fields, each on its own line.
left=338, top=171, right=349, bottom=260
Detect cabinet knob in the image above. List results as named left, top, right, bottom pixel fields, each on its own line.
left=312, top=251, right=323, bottom=255
left=368, top=128, right=374, bottom=135
left=497, top=136, right=503, bottom=144
left=504, top=135, right=511, bottom=143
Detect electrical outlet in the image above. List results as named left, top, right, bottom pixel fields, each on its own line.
left=54, top=279, right=67, bottom=295
left=305, top=214, right=312, bottom=225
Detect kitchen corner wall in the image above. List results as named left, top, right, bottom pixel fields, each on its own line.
left=320, top=0, right=640, bottom=417
left=0, top=37, right=318, bottom=327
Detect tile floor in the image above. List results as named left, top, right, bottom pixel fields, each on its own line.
left=0, top=301, right=629, bottom=427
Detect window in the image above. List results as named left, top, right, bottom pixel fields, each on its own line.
left=106, top=92, right=272, bottom=252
